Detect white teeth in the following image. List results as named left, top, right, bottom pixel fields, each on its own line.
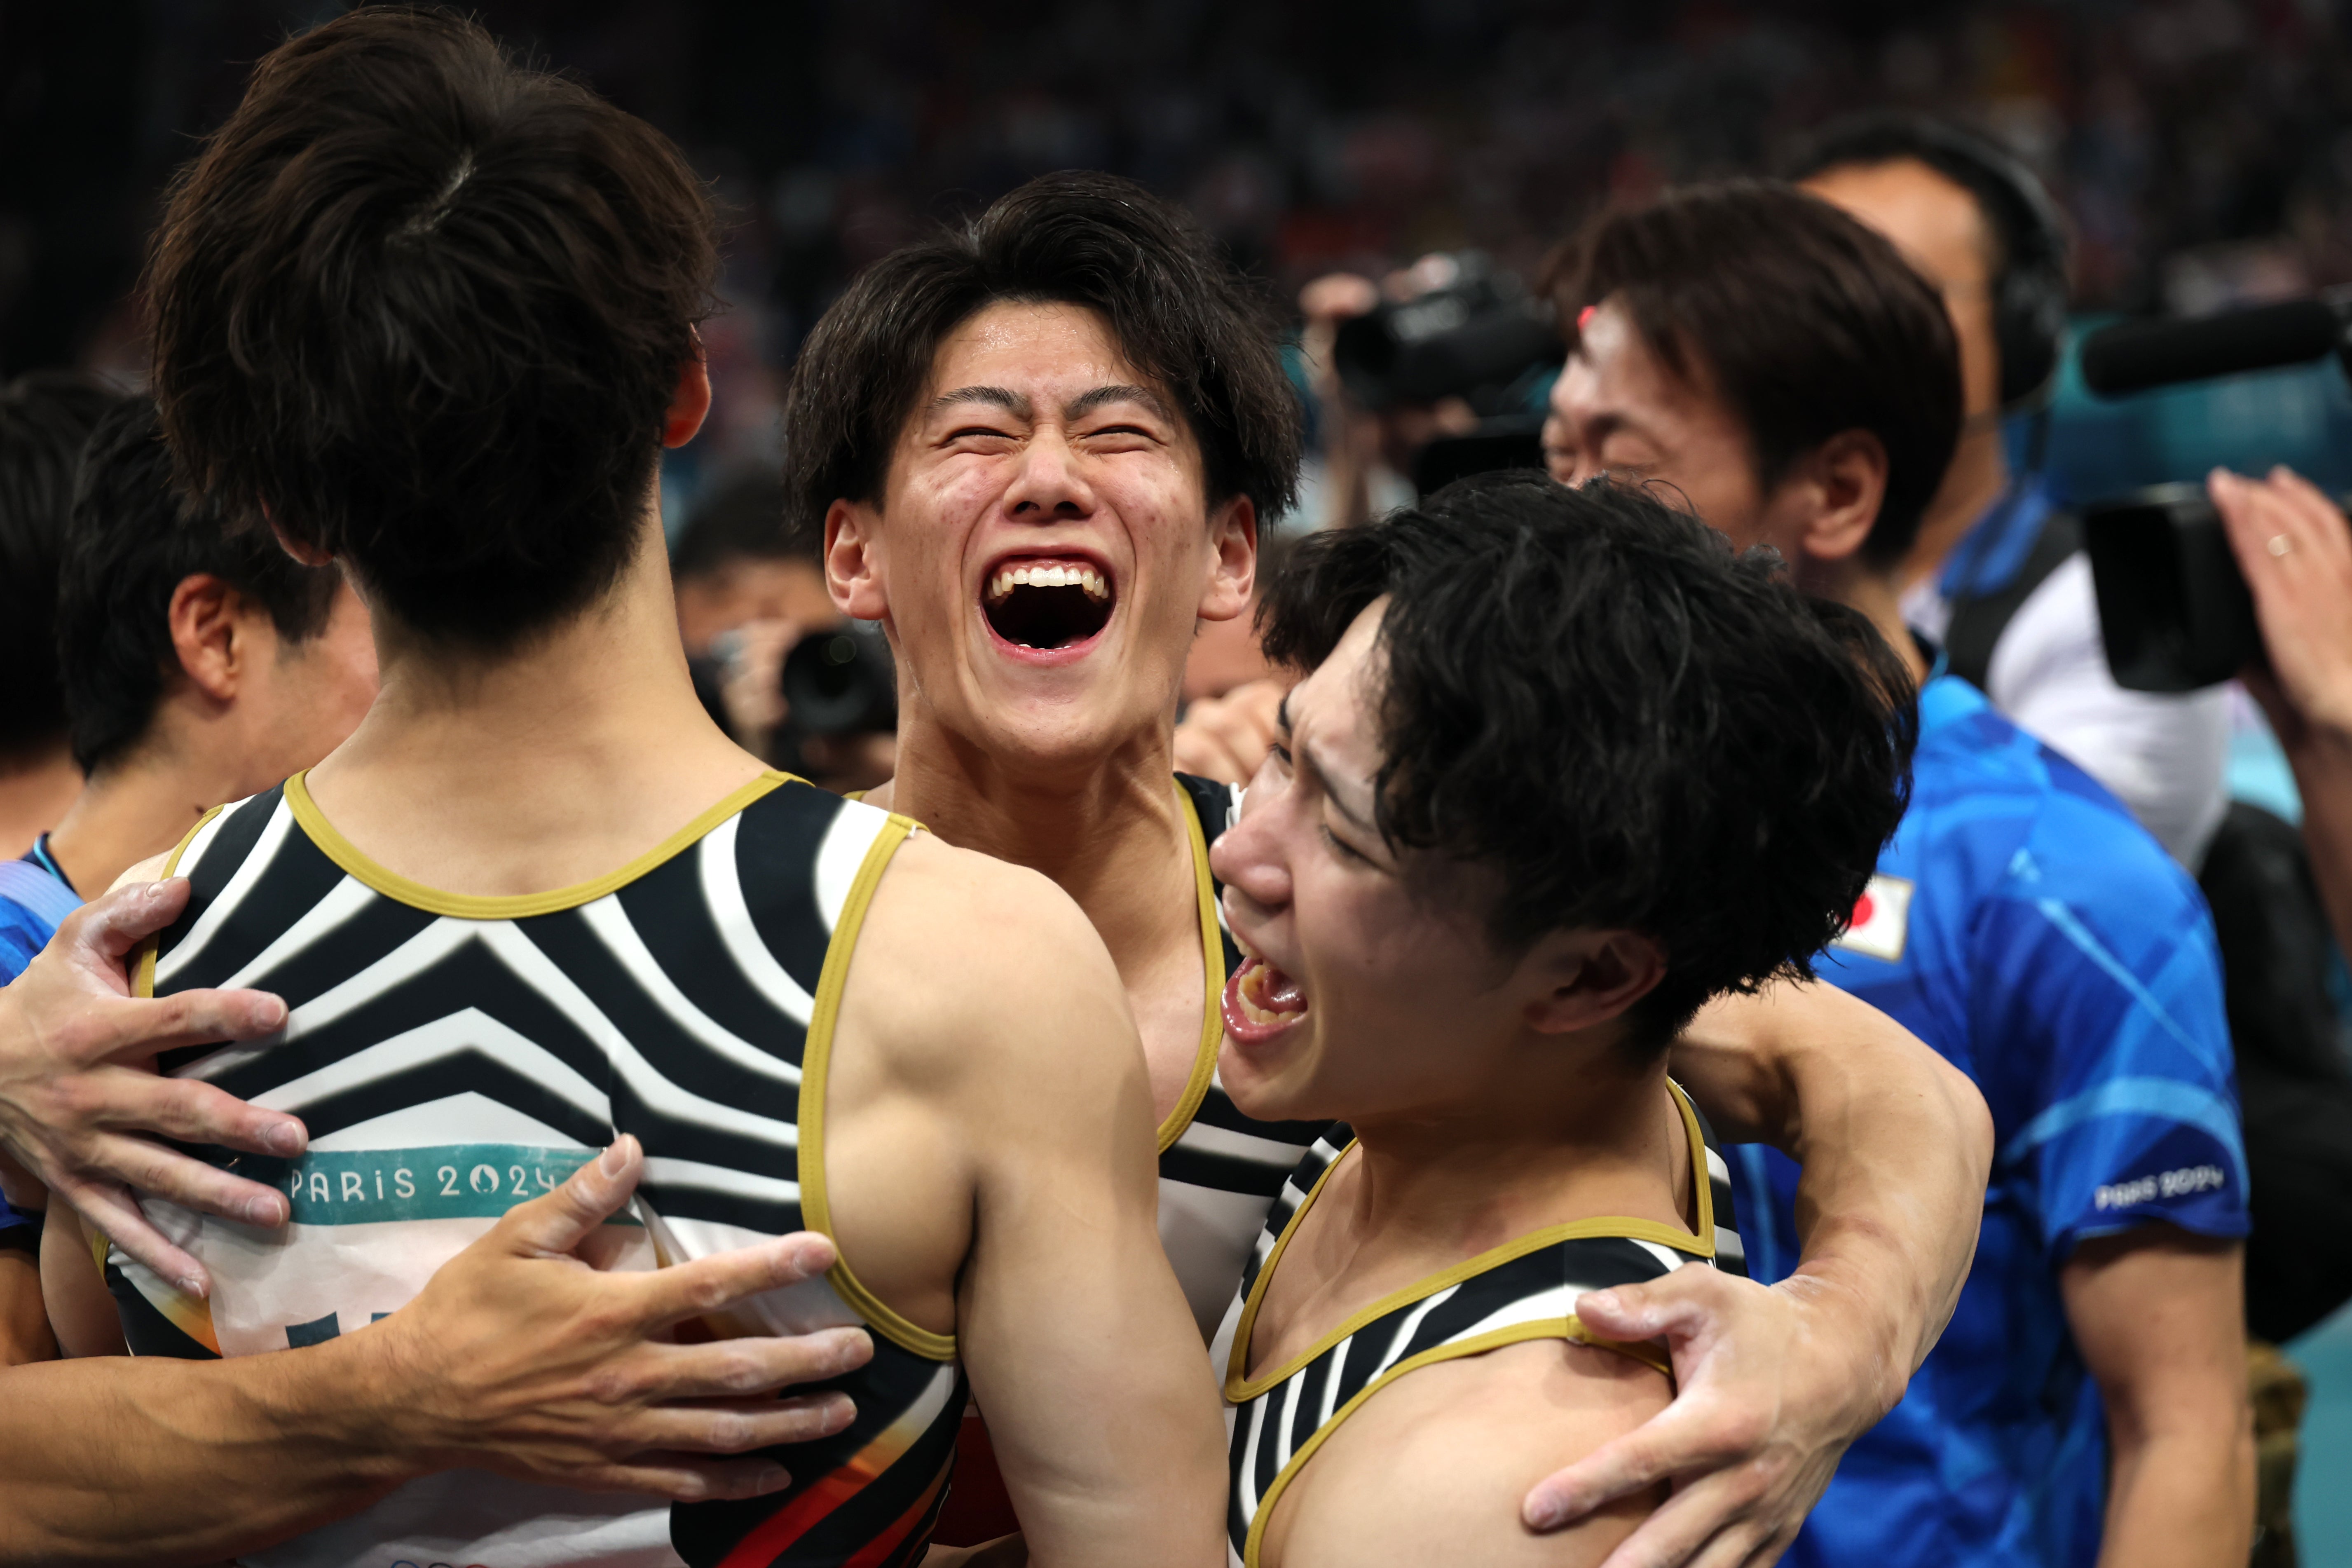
left=984, top=561, right=1112, bottom=603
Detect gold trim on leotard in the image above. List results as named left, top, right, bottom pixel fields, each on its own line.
left=131, top=803, right=228, bottom=1001
left=1154, top=779, right=1226, bottom=1154
left=1225, top=1080, right=1715, bottom=1401
left=282, top=769, right=796, bottom=920
left=796, top=811, right=958, bottom=1363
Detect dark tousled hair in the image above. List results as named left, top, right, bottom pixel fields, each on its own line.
left=1542, top=180, right=1962, bottom=569
left=0, top=373, right=125, bottom=755
left=781, top=171, right=1301, bottom=537
left=1260, top=469, right=1916, bottom=1050
left=59, top=399, right=344, bottom=775
left=145, top=5, right=718, bottom=649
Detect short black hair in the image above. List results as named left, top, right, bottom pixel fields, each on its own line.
left=59, top=398, right=344, bottom=775
left=0, top=373, right=125, bottom=756
left=1543, top=180, right=1962, bottom=568
left=146, top=5, right=718, bottom=651
left=781, top=170, right=1301, bottom=537
left=1787, top=113, right=2066, bottom=306
left=1260, top=469, right=1916, bottom=1049
left=672, top=472, right=811, bottom=583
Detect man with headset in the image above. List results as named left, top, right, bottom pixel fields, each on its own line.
left=1793, top=115, right=2233, bottom=870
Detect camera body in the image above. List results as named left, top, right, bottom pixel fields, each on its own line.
left=1329, top=253, right=1560, bottom=416
left=780, top=620, right=897, bottom=737
left=2083, top=485, right=2264, bottom=693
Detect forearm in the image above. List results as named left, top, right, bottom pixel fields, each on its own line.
left=1675, top=984, right=1992, bottom=1384
left=0, top=1336, right=415, bottom=1564
left=2096, top=1416, right=2256, bottom=1568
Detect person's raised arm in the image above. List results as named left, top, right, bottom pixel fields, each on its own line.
left=1521, top=979, right=1991, bottom=1567
left=2209, top=465, right=2352, bottom=955
left=0, top=1136, right=868, bottom=1566
left=0, top=879, right=305, bottom=1293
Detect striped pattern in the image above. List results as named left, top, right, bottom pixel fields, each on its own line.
left=116, top=773, right=963, bottom=1568
left=1216, top=1086, right=1737, bottom=1568
left=1157, top=775, right=1346, bottom=1334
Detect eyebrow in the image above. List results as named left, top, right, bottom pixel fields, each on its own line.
left=1280, top=693, right=1378, bottom=836
left=1064, top=383, right=1174, bottom=423
left=927, top=385, right=1031, bottom=420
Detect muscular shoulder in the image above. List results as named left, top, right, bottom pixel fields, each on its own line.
left=1263, top=1339, right=1670, bottom=1568
left=850, top=830, right=1140, bottom=1099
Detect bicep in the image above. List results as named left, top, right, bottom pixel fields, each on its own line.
left=951, top=933, right=1223, bottom=1566
left=2059, top=1228, right=2245, bottom=1438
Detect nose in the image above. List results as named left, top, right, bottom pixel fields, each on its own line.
left=1002, top=425, right=1096, bottom=523
left=1209, top=772, right=1293, bottom=922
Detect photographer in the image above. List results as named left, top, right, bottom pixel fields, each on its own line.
left=2207, top=465, right=2352, bottom=963
left=1797, top=115, right=2233, bottom=871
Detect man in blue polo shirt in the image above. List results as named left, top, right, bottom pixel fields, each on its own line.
left=1542, top=181, right=2252, bottom=1566
left=0, top=397, right=375, bottom=996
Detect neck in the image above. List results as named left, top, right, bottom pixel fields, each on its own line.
left=876, top=710, right=1198, bottom=975
left=0, top=741, right=82, bottom=863
left=1338, top=1049, right=1687, bottom=1260
left=1900, top=419, right=2010, bottom=596
left=306, top=515, right=764, bottom=894
left=44, top=737, right=256, bottom=898
left=1803, top=554, right=1932, bottom=693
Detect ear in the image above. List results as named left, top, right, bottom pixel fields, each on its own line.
left=824, top=498, right=888, bottom=622
left=167, top=574, right=254, bottom=703
left=663, top=351, right=713, bottom=450
left=1521, top=928, right=1668, bottom=1037
left=1786, top=429, right=1889, bottom=565
left=1197, top=494, right=1258, bottom=624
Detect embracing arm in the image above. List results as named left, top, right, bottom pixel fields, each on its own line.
left=1518, top=980, right=1991, bottom=1566
left=0, top=1139, right=867, bottom=1566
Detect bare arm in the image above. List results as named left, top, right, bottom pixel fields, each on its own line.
left=2062, top=1230, right=2255, bottom=1568
left=1523, top=980, right=1992, bottom=1567
left=841, top=841, right=1227, bottom=1567
left=2210, top=466, right=2352, bottom=954
left=0, top=1138, right=867, bottom=1566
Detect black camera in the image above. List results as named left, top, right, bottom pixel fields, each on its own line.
left=1329, top=253, right=1560, bottom=415
left=2076, top=299, right=2352, bottom=690
left=780, top=621, right=896, bottom=737
left=2083, top=485, right=2263, bottom=693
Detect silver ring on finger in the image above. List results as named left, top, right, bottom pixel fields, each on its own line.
left=2268, top=534, right=2293, bottom=557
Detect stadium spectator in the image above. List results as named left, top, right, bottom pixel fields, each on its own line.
left=1544, top=179, right=2254, bottom=1568
left=1795, top=113, right=2233, bottom=870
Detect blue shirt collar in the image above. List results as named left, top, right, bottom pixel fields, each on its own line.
left=1937, top=475, right=2054, bottom=601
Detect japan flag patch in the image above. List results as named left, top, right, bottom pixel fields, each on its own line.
left=1832, top=874, right=1914, bottom=963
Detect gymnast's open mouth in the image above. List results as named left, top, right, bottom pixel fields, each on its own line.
left=980, top=553, right=1116, bottom=661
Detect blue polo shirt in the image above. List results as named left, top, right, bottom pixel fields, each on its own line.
left=1731, top=673, right=2246, bottom=1568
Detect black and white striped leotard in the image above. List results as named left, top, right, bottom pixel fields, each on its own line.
left=1211, top=1083, right=1739, bottom=1568
left=112, top=771, right=961, bottom=1568
left=1156, top=775, right=1341, bottom=1334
